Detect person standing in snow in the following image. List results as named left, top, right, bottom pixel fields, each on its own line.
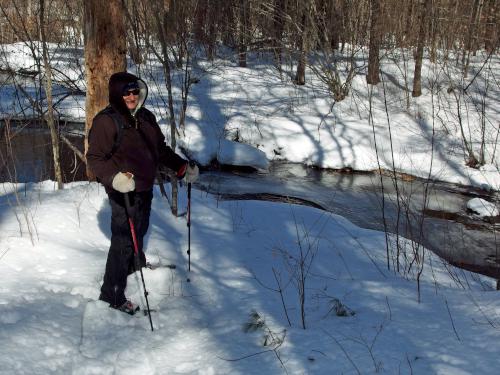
left=87, top=71, right=199, bottom=314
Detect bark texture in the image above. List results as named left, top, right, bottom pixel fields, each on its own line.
left=84, top=0, right=127, bottom=178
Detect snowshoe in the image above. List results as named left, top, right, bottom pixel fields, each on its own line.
left=145, top=262, right=176, bottom=270
left=113, top=300, right=140, bottom=315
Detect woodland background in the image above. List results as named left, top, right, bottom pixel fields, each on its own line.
left=0, top=0, right=498, bottom=187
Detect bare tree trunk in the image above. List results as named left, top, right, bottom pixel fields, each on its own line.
left=429, top=2, right=438, bottom=63
left=149, top=0, right=197, bottom=216
left=330, top=2, right=342, bottom=51
left=220, top=1, right=236, bottom=46
left=194, top=0, right=207, bottom=43
left=153, top=2, right=180, bottom=216
left=367, top=0, right=382, bottom=85
left=294, top=4, right=308, bottom=85
left=83, top=0, right=126, bottom=179
left=484, top=0, right=499, bottom=53
left=412, top=0, right=431, bottom=97
left=238, top=0, right=249, bottom=67
left=272, top=0, right=285, bottom=74
left=207, top=1, right=219, bottom=61
left=403, top=0, right=415, bottom=47
left=192, top=0, right=218, bottom=61
left=39, top=0, right=63, bottom=189
left=463, top=0, right=484, bottom=77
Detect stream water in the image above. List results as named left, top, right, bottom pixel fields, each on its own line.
left=0, top=124, right=86, bottom=183
left=196, top=162, right=500, bottom=281
left=2, top=129, right=499, bottom=281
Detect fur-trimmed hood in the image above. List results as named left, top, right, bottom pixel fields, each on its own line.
left=108, top=71, right=148, bottom=126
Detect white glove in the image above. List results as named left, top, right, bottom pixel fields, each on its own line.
left=112, top=172, right=135, bottom=193
left=184, top=164, right=199, bottom=183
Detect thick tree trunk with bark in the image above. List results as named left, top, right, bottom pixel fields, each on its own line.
left=83, top=0, right=126, bottom=178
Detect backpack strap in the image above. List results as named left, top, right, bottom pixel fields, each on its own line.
left=106, top=112, right=125, bottom=160
left=97, top=106, right=126, bottom=160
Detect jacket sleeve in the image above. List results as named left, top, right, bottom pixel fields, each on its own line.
left=144, top=109, right=187, bottom=177
left=86, top=114, right=120, bottom=187
left=159, top=142, right=188, bottom=178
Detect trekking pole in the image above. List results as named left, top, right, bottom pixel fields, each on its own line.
left=124, top=193, right=154, bottom=331
left=186, top=161, right=195, bottom=283
left=186, top=178, right=192, bottom=282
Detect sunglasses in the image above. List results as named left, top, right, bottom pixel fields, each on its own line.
left=123, top=88, right=140, bottom=96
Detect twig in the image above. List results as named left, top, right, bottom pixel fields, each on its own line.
left=444, top=298, right=461, bottom=341
left=60, top=133, right=85, bottom=162
left=218, top=348, right=275, bottom=362
left=385, top=296, right=392, bottom=321
left=323, top=329, right=362, bottom=375
left=367, top=82, right=391, bottom=273
left=468, top=292, right=499, bottom=328
left=381, top=70, right=403, bottom=273
left=406, top=353, right=414, bottom=375
left=218, top=334, right=287, bottom=374
left=332, top=215, right=386, bottom=278
left=272, top=267, right=292, bottom=327
left=463, top=47, right=496, bottom=93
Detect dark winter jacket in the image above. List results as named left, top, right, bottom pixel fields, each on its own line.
left=87, top=71, right=186, bottom=192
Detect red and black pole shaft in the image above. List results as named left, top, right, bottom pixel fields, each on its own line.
left=124, top=193, right=154, bottom=331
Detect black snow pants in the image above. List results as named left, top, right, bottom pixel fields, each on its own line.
left=99, top=190, right=153, bottom=307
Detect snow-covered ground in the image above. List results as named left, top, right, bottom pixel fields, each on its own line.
left=0, top=182, right=498, bottom=374
left=467, top=197, right=500, bottom=217
left=0, top=42, right=499, bottom=374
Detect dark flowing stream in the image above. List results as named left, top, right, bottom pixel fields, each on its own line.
left=0, top=124, right=86, bottom=183
left=196, top=162, right=500, bottom=281
left=2, top=128, right=499, bottom=281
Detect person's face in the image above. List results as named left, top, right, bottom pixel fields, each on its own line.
left=122, top=88, right=140, bottom=110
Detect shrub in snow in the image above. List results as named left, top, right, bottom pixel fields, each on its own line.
left=327, top=298, right=355, bottom=317
left=243, top=310, right=285, bottom=347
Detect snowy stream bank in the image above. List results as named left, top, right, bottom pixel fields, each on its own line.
left=197, top=162, right=500, bottom=280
